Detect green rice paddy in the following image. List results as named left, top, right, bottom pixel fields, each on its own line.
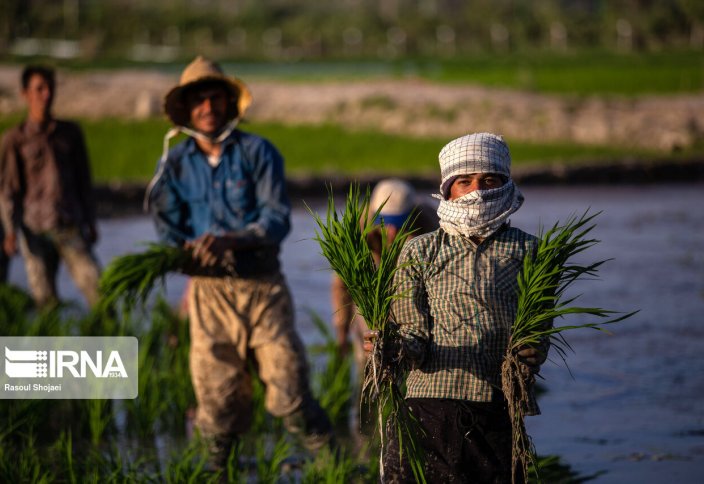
left=0, top=282, right=595, bottom=482
left=0, top=116, right=666, bottom=184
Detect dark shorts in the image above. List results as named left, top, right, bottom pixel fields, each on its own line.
left=383, top=398, right=521, bottom=484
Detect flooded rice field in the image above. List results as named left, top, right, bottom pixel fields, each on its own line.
left=5, top=183, right=704, bottom=483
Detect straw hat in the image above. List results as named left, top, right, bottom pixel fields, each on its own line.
left=164, top=56, right=252, bottom=127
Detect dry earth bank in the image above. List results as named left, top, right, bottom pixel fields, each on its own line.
left=2, top=65, right=703, bottom=217
left=1, top=65, right=703, bottom=151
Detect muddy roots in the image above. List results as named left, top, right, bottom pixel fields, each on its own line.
left=501, top=352, right=538, bottom=484
left=361, top=337, right=395, bottom=480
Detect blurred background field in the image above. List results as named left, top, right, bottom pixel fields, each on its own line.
left=2, top=0, right=704, bottom=184
left=3, top=51, right=704, bottom=94
left=3, top=0, right=704, bottom=69
left=0, top=115, right=666, bottom=182
left=1, top=60, right=701, bottom=181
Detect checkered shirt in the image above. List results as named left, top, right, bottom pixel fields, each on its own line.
left=391, top=225, right=540, bottom=412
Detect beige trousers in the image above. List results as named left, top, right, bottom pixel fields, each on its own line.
left=19, top=227, right=100, bottom=307
left=188, top=273, right=321, bottom=439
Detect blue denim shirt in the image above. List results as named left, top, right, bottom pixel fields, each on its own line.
left=148, top=130, right=291, bottom=249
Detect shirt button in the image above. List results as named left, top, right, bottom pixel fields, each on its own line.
left=213, top=181, right=221, bottom=189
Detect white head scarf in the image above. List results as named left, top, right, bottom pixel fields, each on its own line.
left=434, top=133, right=523, bottom=239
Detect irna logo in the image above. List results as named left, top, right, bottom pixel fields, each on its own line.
left=5, top=347, right=128, bottom=379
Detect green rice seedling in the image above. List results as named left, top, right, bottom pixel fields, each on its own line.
left=0, top=283, right=34, bottom=327
left=221, top=439, right=245, bottom=484
left=528, top=455, right=601, bottom=483
left=112, top=299, right=190, bottom=440
left=56, top=431, right=78, bottom=484
left=308, top=184, right=413, bottom=334
left=2, top=283, right=91, bottom=337
left=29, top=306, right=70, bottom=337
left=501, top=211, right=637, bottom=483
left=1, top=397, right=82, bottom=448
left=309, top=183, right=426, bottom=483
left=254, top=434, right=292, bottom=483
left=119, top=306, right=175, bottom=440
left=85, top=399, right=114, bottom=447
left=98, top=243, right=190, bottom=314
left=160, top=439, right=219, bottom=484
left=81, top=301, right=136, bottom=337
left=0, top=284, right=71, bottom=337
left=300, top=446, right=361, bottom=483
left=124, top=322, right=167, bottom=440
left=77, top=443, right=148, bottom=484
left=0, top=431, right=51, bottom=483
left=307, top=310, right=354, bottom=430
left=150, top=299, right=195, bottom=435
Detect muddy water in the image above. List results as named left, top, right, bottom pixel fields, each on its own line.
left=5, top=183, right=703, bottom=482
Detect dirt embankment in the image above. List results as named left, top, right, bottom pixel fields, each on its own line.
left=3, top=64, right=703, bottom=217
left=1, top=65, right=703, bottom=151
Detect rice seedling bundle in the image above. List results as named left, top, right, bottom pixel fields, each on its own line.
left=309, top=184, right=426, bottom=483
left=98, top=243, right=189, bottom=313
left=502, top=211, right=637, bottom=483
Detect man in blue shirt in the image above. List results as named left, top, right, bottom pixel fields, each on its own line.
left=146, top=56, right=333, bottom=466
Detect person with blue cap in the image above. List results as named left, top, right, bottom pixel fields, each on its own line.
left=332, top=179, right=437, bottom=367
left=332, top=178, right=437, bottom=442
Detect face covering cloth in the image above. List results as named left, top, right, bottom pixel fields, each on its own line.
left=434, top=180, right=524, bottom=239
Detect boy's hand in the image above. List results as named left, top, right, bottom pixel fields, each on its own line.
left=516, top=346, right=547, bottom=374
left=363, top=330, right=379, bottom=355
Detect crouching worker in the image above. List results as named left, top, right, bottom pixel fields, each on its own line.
left=331, top=179, right=437, bottom=442
left=332, top=179, right=438, bottom=379
left=146, top=56, right=333, bottom=466
left=365, top=133, right=549, bottom=483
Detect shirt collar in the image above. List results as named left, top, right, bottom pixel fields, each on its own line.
left=23, top=118, right=56, bottom=136
left=186, top=129, right=238, bottom=155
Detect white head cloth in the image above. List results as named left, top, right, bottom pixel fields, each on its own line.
left=434, top=133, right=524, bottom=239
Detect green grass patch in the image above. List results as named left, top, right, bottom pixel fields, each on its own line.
left=7, top=49, right=703, bottom=95
left=253, top=122, right=443, bottom=178
left=413, top=50, right=704, bottom=95
left=0, top=115, right=677, bottom=183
